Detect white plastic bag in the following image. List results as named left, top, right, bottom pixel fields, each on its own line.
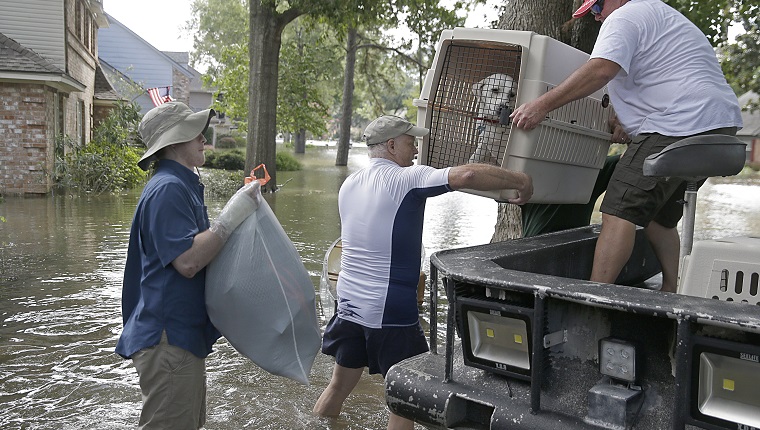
left=206, top=199, right=321, bottom=385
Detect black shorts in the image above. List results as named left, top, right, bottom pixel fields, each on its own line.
left=320, top=315, right=429, bottom=377
left=600, top=127, right=738, bottom=228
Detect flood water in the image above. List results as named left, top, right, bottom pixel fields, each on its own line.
left=1, top=145, right=759, bottom=429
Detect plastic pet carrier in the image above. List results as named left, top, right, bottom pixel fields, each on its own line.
left=415, top=28, right=615, bottom=203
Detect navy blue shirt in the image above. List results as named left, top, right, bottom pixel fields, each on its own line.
left=116, top=159, right=221, bottom=359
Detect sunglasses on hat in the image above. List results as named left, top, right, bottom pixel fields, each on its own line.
left=590, top=0, right=604, bottom=15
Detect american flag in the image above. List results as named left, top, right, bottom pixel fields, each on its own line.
left=147, top=86, right=174, bottom=107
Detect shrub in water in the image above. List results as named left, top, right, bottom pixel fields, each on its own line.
left=276, top=151, right=302, bottom=171
left=54, top=101, right=146, bottom=193
left=215, top=135, right=246, bottom=149
left=201, top=168, right=245, bottom=198
left=205, top=149, right=245, bottom=170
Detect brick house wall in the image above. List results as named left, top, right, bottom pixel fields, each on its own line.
left=92, top=104, right=111, bottom=127
left=0, top=0, right=105, bottom=195
left=172, top=67, right=191, bottom=106
left=64, top=0, right=98, bottom=148
left=0, top=83, right=56, bottom=194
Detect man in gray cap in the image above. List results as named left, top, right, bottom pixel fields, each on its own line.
left=116, top=101, right=261, bottom=429
left=314, top=115, right=532, bottom=430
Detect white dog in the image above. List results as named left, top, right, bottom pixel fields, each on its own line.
left=469, top=73, right=516, bottom=164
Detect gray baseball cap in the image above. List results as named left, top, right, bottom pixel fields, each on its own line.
left=137, top=101, right=216, bottom=170
left=363, top=115, right=429, bottom=145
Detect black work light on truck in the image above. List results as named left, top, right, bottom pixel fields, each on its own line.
left=688, top=336, right=760, bottom=429
left=457, top=295, right=534, bottom=380
left=599, top=337, right=639, bottom=383
left=586, top=337, right=644, bottom=429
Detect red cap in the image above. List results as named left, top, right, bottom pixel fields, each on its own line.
left=573, top=0, right=598, bottom=18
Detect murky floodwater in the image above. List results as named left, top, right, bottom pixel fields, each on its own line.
left=1, top=145, right=758, bottom=429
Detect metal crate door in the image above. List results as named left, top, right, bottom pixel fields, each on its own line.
left=426, top=41, right=522, bottom=169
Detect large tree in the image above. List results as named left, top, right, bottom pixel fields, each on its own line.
left=247, top=1, right=303, bottom=192
left=491, top=0, right=599, bottom=241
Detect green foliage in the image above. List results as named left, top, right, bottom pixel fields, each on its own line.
left=55, top=101, right=147, bottom=193
left=277, top=19, right=341, bottom=138
left=200, top=168, right=246, bottom=198
left=276, top=151, right=303, bottom=171
left=204, top=148, right=246, bottom=170
left=720, top=22, right=760, bottom=107
left=190, top=0, right=468, bottom=138
left=353, top=37, right=421, bottom=120
left=215, top=135, right=246, bottom=149
left=198, top=12, right=342, bottom=139
left=395, top=0, right=470, bottom=79
left=208, top=42, right=250, bottom=129
left=189, top=0, right=248, bottom=76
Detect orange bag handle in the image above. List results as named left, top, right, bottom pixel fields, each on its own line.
left=244, top=164, right=270, bottom=186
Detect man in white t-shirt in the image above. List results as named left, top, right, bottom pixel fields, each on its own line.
left=313, top=115, right=533, bottom=430
left=510, top=0, right=742, bottom=293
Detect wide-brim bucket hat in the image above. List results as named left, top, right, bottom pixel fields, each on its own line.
left=137, top=101, right=216, bottom=170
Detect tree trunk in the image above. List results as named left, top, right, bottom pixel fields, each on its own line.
left=247, top=2, right=300, bottom=192
left=491, top=0, right=600, bottom=242
left=498, top=0, right=599, bottom=53
left=295, top=128, right=306, bottom=153
left=294, top=30, right=306, bottom=154
left=335, top=26, right=357, bottom=167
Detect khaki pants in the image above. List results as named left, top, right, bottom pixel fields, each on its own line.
left=132, top=332, right=207, bottom=430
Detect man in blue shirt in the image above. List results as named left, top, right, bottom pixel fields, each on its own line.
left=117, top=102, right=260, bottom=429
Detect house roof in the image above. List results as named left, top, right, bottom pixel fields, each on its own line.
left=0, top=32, right=64, bottom=74
left=94, top=64, right=120, bottom=101
left=0, top=31, right=84, bottom=92
left=737, top=91, right=760, bottom=137
left=103, top=15, right=194, bottom=80
left=98, top=59, right=145, bottom=101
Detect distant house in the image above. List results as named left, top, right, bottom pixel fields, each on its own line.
left=737, top=91, right=760, bottom=164
left=97, top=14, right=194, bottom=114
left=0, top=0, right=111, bottom=195
left=98, top=14, right=225, bottom=142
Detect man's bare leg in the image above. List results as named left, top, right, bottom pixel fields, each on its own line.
left=388, top=412, right=415, bottom=430
left=591, top=213, right=637, bottom=284
left=313, top=364, right=364, bottom=417
left=644, top=220, right=680, bottom=293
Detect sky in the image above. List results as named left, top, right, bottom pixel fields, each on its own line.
left=104, top=0, right=502, bottom=54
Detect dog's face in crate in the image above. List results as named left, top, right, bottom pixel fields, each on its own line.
left=472, top=73, right=516, bottom=121
left=468, top=73, right=516, bottom=165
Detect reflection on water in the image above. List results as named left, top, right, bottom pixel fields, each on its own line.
left=0, top=146, right=758, bottom=429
